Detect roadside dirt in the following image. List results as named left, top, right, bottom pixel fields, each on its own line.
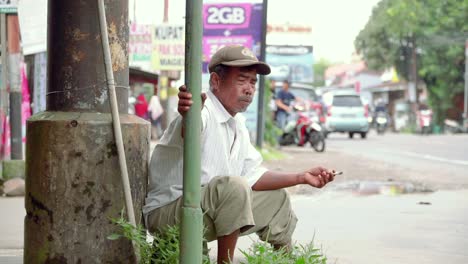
left=262, top=147, right=467, bottom=195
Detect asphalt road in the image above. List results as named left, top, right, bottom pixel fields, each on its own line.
left=327, top=131, right=468, bottom=174
left=267, top=131, right=468, bottom=191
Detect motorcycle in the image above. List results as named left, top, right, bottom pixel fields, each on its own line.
left=279, top=106, right=326, bottom=152
left=375, top=111, right=389, bottom=134
left=444, top=119, right=468, bottom=134
left=417, top=108, right=432, bottom=134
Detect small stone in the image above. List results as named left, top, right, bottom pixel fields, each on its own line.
left=3, top=178, right=25, bottom=197
left=418, top=201, right=431, bottom=205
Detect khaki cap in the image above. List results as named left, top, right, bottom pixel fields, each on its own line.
left=208, top=45, right=271, bottom=75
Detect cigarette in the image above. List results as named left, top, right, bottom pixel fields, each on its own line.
left=333, top=171, right=343, bottom=176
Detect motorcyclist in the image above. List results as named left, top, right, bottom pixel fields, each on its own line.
left=373, top=100, right=389, bottom=121
left=275, top=80, right=297, bottom=130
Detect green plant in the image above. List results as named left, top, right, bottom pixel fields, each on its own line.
left=400, top=122, right=417, bottom=134
left=108, top=213, right=212, bottom=264
left=263, top=79, right=282, bottom=147
left=240, top=240, right=327, bottom=264
left=256, top=146, right=286, bottom=161
left=355, top=0, right=467, bottom=127
left=107, top=214, right=155, bottom=263
left=109, top=214, right=327, bottom=264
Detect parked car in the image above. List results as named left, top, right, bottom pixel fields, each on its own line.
left=322, top=90, right=369, bottom=139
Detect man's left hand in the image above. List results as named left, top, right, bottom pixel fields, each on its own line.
left=301, top=167, right=335, bottom=188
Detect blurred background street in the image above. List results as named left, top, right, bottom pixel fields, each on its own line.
left=214, top=131, right=468, bottom=264
left=273, top=132, right=468, bottom=192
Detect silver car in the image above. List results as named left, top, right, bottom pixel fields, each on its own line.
left=323, top=90, right=369, bottom=139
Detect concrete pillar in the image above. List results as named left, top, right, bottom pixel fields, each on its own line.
left=24, top=0, right=149, bottom=263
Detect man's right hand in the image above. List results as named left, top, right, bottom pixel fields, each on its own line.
left=177, top=85, right=207, bottom=116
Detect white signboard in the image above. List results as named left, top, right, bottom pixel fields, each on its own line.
left=0, top=0, right=18, bottom=13
left=33, top=52, right=47, bottom=114
left=18, top=0, right=47, bottom=55
left=152, top=24, right=185, bottom=71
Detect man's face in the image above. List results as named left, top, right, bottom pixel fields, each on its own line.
left=212, top=67, right=258, bottom=116
left=282, top=82, right=289, bottom=91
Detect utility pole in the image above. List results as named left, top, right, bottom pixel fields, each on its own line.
left=406, top=35, right=418, bottom=104
left=256, top=0, right=268, bottom=148
left=24, top=0, right=149, bottom=262
left=407, top=35, right=418, bottom=127
left=0, top=13, right=8, bottom=161
left=7, top=15, right=22, bottom=160
left=464, top=39, right=468, bottom=129
left=411, top=36, right=419, bottom=105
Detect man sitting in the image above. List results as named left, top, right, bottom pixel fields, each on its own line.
left=143, top=45, right=335, bottom=263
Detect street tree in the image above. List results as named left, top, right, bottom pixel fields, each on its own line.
left=313, top=58, right=332, bottom=87
left=355, top=0, right=468, bottom=125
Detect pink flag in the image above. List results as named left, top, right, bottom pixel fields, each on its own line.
left=21, top=63, right=32, bottom=143
left=0, top=112, right=11, bottom=159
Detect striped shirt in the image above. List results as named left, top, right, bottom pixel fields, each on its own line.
left=142, top=90, right=267, bottom=224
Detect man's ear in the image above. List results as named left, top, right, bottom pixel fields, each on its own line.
left=210, top=72, right=220, bottom=92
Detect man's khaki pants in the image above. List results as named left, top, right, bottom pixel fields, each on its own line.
left=147, top=176, right=297, bottom=246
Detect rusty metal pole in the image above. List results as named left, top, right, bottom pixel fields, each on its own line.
left=0, top=13, right=8, bottom=163
left=24, top=0, right=149, bottom=262
left=7, top=15, right=22, bottom=159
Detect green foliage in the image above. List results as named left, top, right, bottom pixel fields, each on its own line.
left=263, top=79, right=282, bottom=147
left=256, top=146, right=286, bottom=162
left=355, top=0, right=468, bottom=125
left=108, top=213, right=210, bottom=264
left=107, top=214, right=155, bottom=263
left=399, top=122, right=417, bottom=134
left=240, top=240, right=327, bottom=264
left=151, top=225, right=181, bottom=264
left=313, top=58, right=332, bottom=87
left=110, top=214, right=327, bottom=264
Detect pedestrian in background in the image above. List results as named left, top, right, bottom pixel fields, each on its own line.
left=268, top=79, right=277, bottom=121
left=148, top=93, right=164, bottom=140
left=134, top=93, right=149, bottom=120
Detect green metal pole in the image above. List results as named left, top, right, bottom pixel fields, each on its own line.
left=180, top=0, right=203, bottom=263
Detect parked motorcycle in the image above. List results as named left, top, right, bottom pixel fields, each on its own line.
left=279, top=106, right=326, bottom=152
left=417, top=108, right=432, bottom=134
left=444, top=119, right=468, bottom=134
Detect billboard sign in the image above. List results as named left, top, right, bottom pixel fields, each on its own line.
left=202, top=0, right=266, bottom=138
left=0, top=0, right=18, bottom=13
left=18, top=0, right=47, bottom=55
left=202, top=1, right=264, bottom=73
left=266, top=45, right=314, bottom=83
left=129, top=23, right=153, bottom=70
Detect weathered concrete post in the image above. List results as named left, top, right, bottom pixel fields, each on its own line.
left=24, top=0, right=149, bottom=263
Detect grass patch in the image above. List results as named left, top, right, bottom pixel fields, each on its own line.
left=240, top=240, right=327, bottom=264
left=257, top=146, right=286, bottom=161
left=109, top=214, right=327, bottom=263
